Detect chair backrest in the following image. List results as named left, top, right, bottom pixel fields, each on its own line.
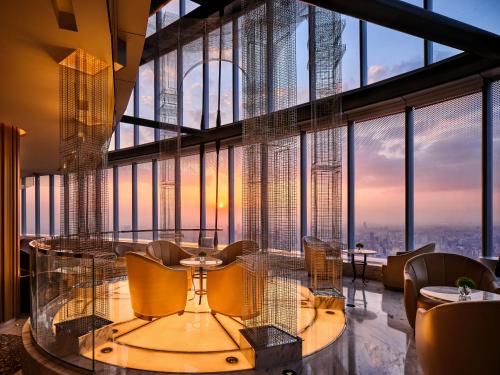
left=416, top=300, right=500, bottom=375
left=146, top=240, right=191, bottom=266
left=114, top=244, right=135, bottom=257
left=125, top=252, right=187, bottom=320
left=207, top=261, right=263, bottom=319
left=303, top=236, right=340, bottom=273
left=405, top=252, right=497, bottom=293
left=216, top=240, right=258, bottom=265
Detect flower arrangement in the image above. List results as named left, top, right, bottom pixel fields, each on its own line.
left=198, top=251, right=207, bottom=258
left=455, top=276, right=476, bottom=289
left=455, top=276, right=476, bottom=299
left=355, top=242, right=364, bottom=250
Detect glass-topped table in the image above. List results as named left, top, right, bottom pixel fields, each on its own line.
left=420, top=286, right=500, bottom=303
left=180, top=257, right=222, bottom=305
left=342, top=249, right=378, bottom=283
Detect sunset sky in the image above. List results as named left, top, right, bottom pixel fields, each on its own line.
left=25, top=0, right=500, bottom=248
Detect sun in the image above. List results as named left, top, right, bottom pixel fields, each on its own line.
left=218, top=203, right=224, bottom=208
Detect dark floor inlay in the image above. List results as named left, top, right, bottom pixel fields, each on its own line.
left=0, top=334, right=23, bottom=375
left=101, top=347, right=113, bottom=354
left=346, top=303, right=356, bottom=308
left=225, top=356, right=238, bottom=364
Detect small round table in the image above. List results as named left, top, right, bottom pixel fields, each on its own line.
left=342, top=249, right=378, bottom=283
left=420, top=286, right=500, bottom=303
left=180, top=257, right=222, bottom=305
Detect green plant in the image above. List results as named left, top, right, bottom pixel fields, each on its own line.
left=355, top=242, right=364, bottom=249
left=198, top=251, right=207, bottom=257
left=455, top=276, right=477, bottom=289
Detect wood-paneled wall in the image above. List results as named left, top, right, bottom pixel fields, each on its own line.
left=0, top=123, right=20, bottom=323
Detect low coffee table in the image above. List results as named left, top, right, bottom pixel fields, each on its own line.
left=342, top=249, right=377, bottom=283
left=420, top=286, right=500, bottom=303
left=180, top=257, right=222, bottom=305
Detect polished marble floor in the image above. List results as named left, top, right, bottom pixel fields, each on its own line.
left=89, top=278, right=420, bottom=374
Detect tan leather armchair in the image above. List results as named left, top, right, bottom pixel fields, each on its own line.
left=215, top=240, right=258, bottom=266
left=382, top=243, right=435, bottom=291
left=146, top=240, right=191, bottom=266
left=126, top=253, right=188, bottom=320
left=303, top=236, right=341, bottom=275
left=303, top=236, right=342, bottom=290
left=416, top=300, right=500, bottom=375
left=404, top=252, right=500, bottom=328
left=207, top=261, right=262, bottom=319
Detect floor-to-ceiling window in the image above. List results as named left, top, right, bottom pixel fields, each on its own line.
left=25, top=178, right=35, bottom=235
left=354, top=114, right=405, bottom=257
left=137, top=162, right=153, bottom=240
left=414, top=93, right=482, bottom=257
left=183, top=38, right=203, bottom=129
left=138, top=61, right=156, bottom=143
left=208, top=23, right=233, bottom=127
left=205, top=147, right=229, bottom=244
left=118, top=165, right=133, bottom=239
left=493, top=80, right=500, bottom=256
left=181, top=153, right=200, bottom=243
left=39, top=176, right=50, bottom=236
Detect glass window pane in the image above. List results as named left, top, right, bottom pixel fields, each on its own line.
left=106, top=169, right=113, bottom=234
left=355, top=114, right=405, bottom=257
left=54, top=175, right=61, bottom=235
left=159, top=50, right=178, bottom=124
left=118, top=166, right=132, bottom=239
left=234, top=147, right=243, bottom=241
left=137, top=163, right=153, bottom=240
left=146, top=14, right=156, bottom=37
left=139, top=61, right=155, bottom=121
left=125, top=89, right=134, bottom=116
left=306, top=128, right=348, bottom=245
left=184, top=0, right=199, bottom=14
left=181, top=154, right=200, bottom=243
left=183, top=38, right=203, bottom=129
left=341, top=15, right=360, bottom=91
left=40, top=176, right=50, bottom=236
left=160, top=0, right=179, bottom=28
left=433, top=0, right=500, bottom=34
left=414, top=93, right=482, bottom=257
left=208, top=24, right=233, bottom=127
left=367, top=24, right=424, bottom=84
left=206, top=148, right=229, bottom=245
left=25, top=177, right=35, bottom=235
left=431, top=0, right=500, bottom=63
left=119, top=123, right=134, bottom=149
left=493, top=80, right=500, bottom=257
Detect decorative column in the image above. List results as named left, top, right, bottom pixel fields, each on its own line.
left=0, top=123, right=21, bottom=323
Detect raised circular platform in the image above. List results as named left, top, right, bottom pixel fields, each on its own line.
left=23, top=279, right=346, bottom=374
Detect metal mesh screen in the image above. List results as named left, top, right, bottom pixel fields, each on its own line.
left=310, top=7, right=344, bottom=246
left=240, top=0, right=300, bottom=344
left=59, top=48, right=112, bottom=252
left=413, top=92, right=482, bottom=256
left=159, top=46, right=179, bottom=241
left=493, top=80, right=500, bottom=257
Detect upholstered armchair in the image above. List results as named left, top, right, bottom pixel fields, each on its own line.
left=146, top=240, right=191, bottom=266
left=126, top=253, right=188, bottom=320
left=303, top=236, right=342, bottom=291
left=215, top=240, right=258, bottom=266
left=207, top=261, right=262, bottom=319
left=416, top=300, right=500, bottom=375
left=382, top=243, right=435, bottom=290
left=404, top=252, right=500, bottom=328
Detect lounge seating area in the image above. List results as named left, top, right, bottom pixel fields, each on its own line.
left=2, top=0, right=500, bottom=374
